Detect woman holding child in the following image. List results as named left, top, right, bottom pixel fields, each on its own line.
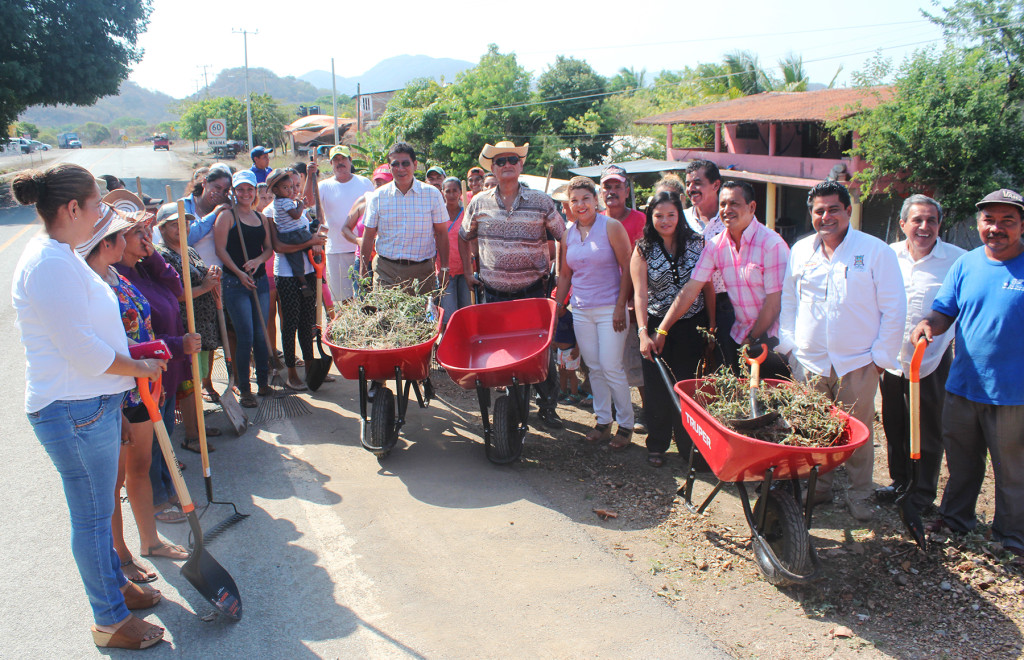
left=264, top=167, right=327, bottom=390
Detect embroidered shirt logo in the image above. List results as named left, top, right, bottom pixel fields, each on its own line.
left=1003, top=278, right=1024, bottom=292
left=852, top=255, right=866, bottom=271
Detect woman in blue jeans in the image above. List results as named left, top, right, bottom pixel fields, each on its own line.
left=12, top=163, right=168, bottom=649
left=214, top=170, right=274, bottom=407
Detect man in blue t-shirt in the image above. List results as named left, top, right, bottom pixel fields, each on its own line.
left=912, top=188, right=1024, bottom=556
left=249, top=146, right=274, bottom=184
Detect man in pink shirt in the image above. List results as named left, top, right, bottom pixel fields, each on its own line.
left=651, top=181, right=789, bottom=377
left=600, top=165, right=647, bottom=432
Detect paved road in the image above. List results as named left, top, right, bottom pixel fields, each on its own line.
left=0, top=149, right=724, bottom=658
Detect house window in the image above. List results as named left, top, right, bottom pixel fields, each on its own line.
left=735, top=123, right=760, bottom=139
left=360, top=96, right=372, bottom=116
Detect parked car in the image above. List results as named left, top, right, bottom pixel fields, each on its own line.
left=212, top=139, right=245, bottom=159
left=30, top=140, right=50, bottom=151
left=152, top=133, right=170, bottom=150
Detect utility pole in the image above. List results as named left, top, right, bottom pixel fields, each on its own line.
left=331, top=58, right=339, bottom=145
left=232, top=28, right=258, bottom=149
left=197, top=64, right=212, bottom=97
left=357, top=83, right=361, bottom=136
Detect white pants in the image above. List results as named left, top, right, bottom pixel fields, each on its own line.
left=326, top=252, right=357, bottom=302
left=574, top=305, right=633, bottom=429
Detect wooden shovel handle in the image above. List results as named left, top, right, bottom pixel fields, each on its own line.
left=743, top=343, right=768, bottom=389
left=908, top=338, right=927, bottom=459
left=137, top=377, right=195, bottom=513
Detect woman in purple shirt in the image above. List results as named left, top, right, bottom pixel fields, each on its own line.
left=553, top=177, right=634, bottom=449
left=114, top=221, right=200, bottom=522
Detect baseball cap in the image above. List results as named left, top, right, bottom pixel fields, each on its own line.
left=976, top=188, right=1024, bottom=213
left=371, top=164, right=393, bottom=183
left=155, top=202, right=196, bottom=226
left=426, top=165, right=446, bottom=178
left=467, top=166, right=485, bottom=178
left=250, top=146, right=273, bottom=159
left=232, top=170, right=258, bottom=189
left=600, top=165, right=628, bottom=184
left=328, top=145, right=351, bottom=161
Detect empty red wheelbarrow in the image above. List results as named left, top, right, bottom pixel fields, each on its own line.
left=655, top=358, right=869, bottom=586
left=437, top=298, right=556, bottom=464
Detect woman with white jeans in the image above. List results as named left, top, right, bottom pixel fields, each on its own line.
left=553, top=177, right=634, bottom=448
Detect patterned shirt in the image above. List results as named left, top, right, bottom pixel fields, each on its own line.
left=684, top=208, right=727, bottom=293
left=111, top=270, right=154, bottom=408
left=462, top=184, right=565, bottom=293
left=364, top=179, right=447, bottom=261
left=641, top=236, right=705, bottom=318
left=692, top=219, right=789, bottom=343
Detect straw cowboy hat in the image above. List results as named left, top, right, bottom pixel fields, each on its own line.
left=101, top=189, right=150, bottom=222
left=479, top=140, right=529, bottom=171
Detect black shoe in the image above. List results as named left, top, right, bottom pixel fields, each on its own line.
left=874, top=484, right=902, bottom=504
left=537, top=408, right=563, bottom=430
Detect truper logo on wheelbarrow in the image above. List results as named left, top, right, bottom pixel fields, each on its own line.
left=685, top=411, right=713, bottom=450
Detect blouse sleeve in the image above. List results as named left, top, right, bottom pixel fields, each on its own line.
left=137, top=250, right=183, bottom=298
left=23, top=259, right=117, bottom=377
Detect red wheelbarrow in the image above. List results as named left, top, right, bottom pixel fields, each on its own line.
left=437, top=298, right=556, bottom=464
left=655, top=359, right=869, bottom=585
left=323, top=311, right=443, bottom=458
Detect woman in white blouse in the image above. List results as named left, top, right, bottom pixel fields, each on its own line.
left=11, top=164, right=168, bottom=650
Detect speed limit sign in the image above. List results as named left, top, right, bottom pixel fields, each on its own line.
left=207, top=118, right=227, bottom=147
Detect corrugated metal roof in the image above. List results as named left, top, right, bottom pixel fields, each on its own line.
left=635, top=86, right=893, bottom=126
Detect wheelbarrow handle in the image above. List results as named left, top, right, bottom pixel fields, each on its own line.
left=654, top=357, right=684, bottom=419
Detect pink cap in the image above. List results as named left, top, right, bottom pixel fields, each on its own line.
left=372, top=164, right=393, bottom=183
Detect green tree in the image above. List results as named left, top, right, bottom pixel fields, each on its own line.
left=0, top=0, right=152, bottom=132
left=833, top=6, right=1024, bottom=224
left=15, top=122, right=39, bottom=139
left=536, top=56, right=614, bottom=164
left=177, top=94, right=289, bottom=148
left=78, top=121, right=111, bottom=145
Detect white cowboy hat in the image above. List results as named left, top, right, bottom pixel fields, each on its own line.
left=101, top=189, right=150, bottom=222
left=479, top=141, right=529, bottom=171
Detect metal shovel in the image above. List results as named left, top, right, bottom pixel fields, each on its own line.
left=138, top=375, right=243, bottom=620
left=729, top=343, right=781, bottom=430
left=897, top=338, right=928, bottom=550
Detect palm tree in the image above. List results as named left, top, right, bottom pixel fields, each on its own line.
left=777, top=53, right=809, bottom=92
left=723, top=50, right=773, bottom=95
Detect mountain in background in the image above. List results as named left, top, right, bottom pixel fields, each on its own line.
left=300, top=54, right=473, bottom=95
left=19, top=81, right=177, bottom=128
left=183, top=67, right=321, bottom=104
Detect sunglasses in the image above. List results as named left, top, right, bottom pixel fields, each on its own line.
left=493, top=156, right=520, bottom=167
left=389, top=160, right=413, bottom=169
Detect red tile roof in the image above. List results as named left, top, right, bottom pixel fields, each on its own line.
left=635, top=86, right=894, bottom=125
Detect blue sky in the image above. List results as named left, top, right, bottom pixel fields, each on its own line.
left=131, top=0, right=947, bottom=99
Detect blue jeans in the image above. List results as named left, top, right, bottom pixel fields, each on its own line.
left=28, top=394, right=130, bottom=625
left=222, top=273, right=270, bottom=393
left=440, top=274, right=471, bottom=326
left=150, top=394, right=176, bottom=507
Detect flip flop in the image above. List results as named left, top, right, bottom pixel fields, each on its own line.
left=202, top=389, right=220, bottom=403
left=204, top=426, right=222, bottom=437
left=154, top=507, right=186, bottom=524
left=121, top=558, right=158, bottom=584
left=141, top=542, right=189, bottom=560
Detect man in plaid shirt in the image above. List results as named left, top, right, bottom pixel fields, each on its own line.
left=360, top=142, right=449, bottom=295
left=651, top=181, right=789, bottom=378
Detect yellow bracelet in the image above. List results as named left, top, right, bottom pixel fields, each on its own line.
left=655, top=328, right=668, bottom=336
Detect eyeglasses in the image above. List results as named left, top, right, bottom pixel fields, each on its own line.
left=389, top=160, right=413, bottom=169
left=493, top=156, right=520, bottom=167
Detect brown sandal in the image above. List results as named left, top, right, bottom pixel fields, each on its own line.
left=121, top=558, right=157, bottom=584
left=92, top=615, right=164, bottom=649
left=608, top=427, right=633, bottom=451
left=121, top=581, right=162, bottom=610
left=141, top=542, right=189, bottom=560
left=585, top=423, right=611, bottom=444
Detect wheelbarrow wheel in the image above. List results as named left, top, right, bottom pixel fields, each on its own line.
left=368, top=387, right=398, bottom=458
left=752, top=489, right=811, bottom=586
left=488, top=395, right=524, bottom=464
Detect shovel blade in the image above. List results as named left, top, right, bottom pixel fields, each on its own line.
left=897, top=494, right=928, bottom=551
left=182, top=544, right=243, bottom=620
left=219, top=389, right=248, bottom=436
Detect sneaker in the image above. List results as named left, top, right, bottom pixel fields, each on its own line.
left=633, top=420, right=647, bottom=435
left=845, top=491, right=875, bottom=522
left=537, top=408, right=564, bottom=430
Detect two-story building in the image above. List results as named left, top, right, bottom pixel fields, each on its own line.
left=635, top=86, right=896, bottom=243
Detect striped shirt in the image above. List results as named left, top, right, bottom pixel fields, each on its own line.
left=691, top=219, right=789, bottom=343
left=684, top=208, right=727, bottom=293
left=462, top=184, right=565, bottom=293
left=364, top=179, right=446, bottom=261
